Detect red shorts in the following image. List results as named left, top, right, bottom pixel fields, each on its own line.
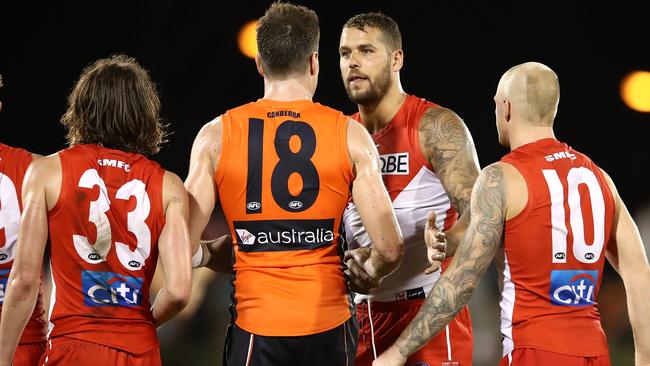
left=500, top=348, right=611, bottom=366
left=356, top=298, right=472, bottom=366
left=39, top=337, right=161, bottom=366
left=13, top=342, right=46, bottom=366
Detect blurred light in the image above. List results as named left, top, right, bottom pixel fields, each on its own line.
left=620, top=71, right=650, bottom=113
left=238, top=20, right=258, bottom=59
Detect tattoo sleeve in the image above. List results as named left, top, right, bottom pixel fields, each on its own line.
left=395, top=164, right=506, bottom=358
left=418, top=107, right=480, bottom=216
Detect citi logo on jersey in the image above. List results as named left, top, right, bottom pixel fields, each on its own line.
left=82, top=270, right=143, bottom=307
left=0, top=269, right=9, bottom=303
left=379, top=152, right=409, bottom=175
left=550, top=270, right=598, bottom=306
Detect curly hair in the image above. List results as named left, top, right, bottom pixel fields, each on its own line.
left=61, top=55, right=167, bottom=155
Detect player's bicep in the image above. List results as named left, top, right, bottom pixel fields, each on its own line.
left=418, top=107, right=479, bottom=216
left=347, top=119, right=402, bottom=256
left=160, top=172, right=192, bottom=291
left=185, top=118, right=221, bottom=247
left=601, top=171, right=649, bottom=277
left=449, top=164, right=506, bottom=276
left=13, top=159, right=52, bottom=280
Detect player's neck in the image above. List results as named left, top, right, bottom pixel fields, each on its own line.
left=357, top=86, right=407, bottom=134
left=263, top=77, right=314, bottom=102
left=509, top=125, right=556, bottom=151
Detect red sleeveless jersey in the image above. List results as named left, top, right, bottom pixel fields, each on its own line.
left=47, top=144, right=165, bottom=354
left=0, top=143, right=47, bottom=344
left=344, top=94, right=459, bottom=302
left=499, top=138, right=615, bottom=357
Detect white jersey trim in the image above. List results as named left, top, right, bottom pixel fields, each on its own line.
left=500, top=252, right=515, bottom=356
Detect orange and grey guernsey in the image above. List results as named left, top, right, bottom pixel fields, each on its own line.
left=215, top=99, right=354, bottom=337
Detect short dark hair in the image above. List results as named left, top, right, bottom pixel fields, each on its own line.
left=344, top=12, right=402, bottom=52
left=61, top=55, right=167, bottom=155
left=256, top=2, right=320, bottom=79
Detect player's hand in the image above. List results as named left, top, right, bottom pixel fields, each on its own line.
left=372, top=345, right=407, bottom=366
left=344, top=247, right=381, bottom=294
left=424, top=211, right=446, bottom=275
left=202, top=235, right=233, bottom=273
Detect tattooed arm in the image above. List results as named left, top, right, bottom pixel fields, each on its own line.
left=418, top=107, right=480, bottom=256
left=373, top=163, right=510, bottom=366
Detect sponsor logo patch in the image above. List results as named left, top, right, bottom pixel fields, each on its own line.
left=0, top=269, right=10, bottom=304
left=82, top=270, right=143, bottom=307
left=550, top=270, right=598, bottom=306
left=233, top=219, right=336, bottom=252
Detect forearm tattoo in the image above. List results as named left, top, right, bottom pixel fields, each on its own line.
left=396, top=164, right=506, bottom=358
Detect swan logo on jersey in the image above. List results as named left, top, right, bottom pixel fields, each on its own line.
left=380, top=152, right=409, bottom=175
left=234, top=219, right=335, bottom=252
left=82, top=270, right=143, bottom=307
left=0, top=269, right=9, bottom=304
left=550, top=270, right=598, bottom=306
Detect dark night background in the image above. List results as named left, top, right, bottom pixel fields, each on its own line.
left=1, top=1, right=648, bottom=365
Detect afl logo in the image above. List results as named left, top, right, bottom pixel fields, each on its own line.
left=554, top=252, right=566, bottom=260
left=584, top=253, right=594, bottom=260
left=88, top=253, right=101, bottom=261
left=0, top=254, right=7, bottom=261
left=288, top=201, right=303, bottom=210
left=128, top=260, right=142, bottom=268
left=247, top=202, right=261, bottom=211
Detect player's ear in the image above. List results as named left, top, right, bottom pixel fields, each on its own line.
left=391, top=49, right=404, bottom=72
left=255, top=54, right=265, bottom=78
left=504, top=98, right=512, bottom=122
left=309, top=52, right=319, bottom=76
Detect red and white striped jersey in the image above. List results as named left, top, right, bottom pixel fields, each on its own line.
left=0, top=143, right=47, bottom=344
left=498, top=138, right=614, bottom=357
left=47, top=144, right=166, bottom=354
left=343, top=95, right=458, bottom=303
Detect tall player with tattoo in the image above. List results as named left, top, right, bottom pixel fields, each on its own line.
left=374, top=62, right=650, bottom=366
left=339, top=12, right=480, bottom=366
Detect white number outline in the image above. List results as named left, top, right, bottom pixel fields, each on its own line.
left=542, top=167, right=606, bottom=264
left=0, top=173, right=21, bottom=265
left=73, top=169, right=151, bottom=270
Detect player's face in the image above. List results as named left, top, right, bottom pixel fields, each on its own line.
left=339, top=26, right=392, bottom=106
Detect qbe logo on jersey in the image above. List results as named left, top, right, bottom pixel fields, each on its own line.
left=380, top=152, right=409, bottom=175
left=0, top=269, right=9, bottom=304
left=82, top=270, right=143, bottom=307
left=550, top=270, right=598, bottom=306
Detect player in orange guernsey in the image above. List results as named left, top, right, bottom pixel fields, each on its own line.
left=184, top=3, right=404, bottom=366
left=374, top=62, right=650, bottom=366
left=0, top=56, right=193, bottom=366
left=338, top=12, right=480, bottom=366
left=0, top=75, right=47, bottom=366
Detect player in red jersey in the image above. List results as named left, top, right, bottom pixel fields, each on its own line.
left=373, top=62, right=650, bottom=366
left=339, top=13, right=480, bottom=366
left=0, top=56, right=193, bottom=366
left=0, top=75, right=47, bottom=366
